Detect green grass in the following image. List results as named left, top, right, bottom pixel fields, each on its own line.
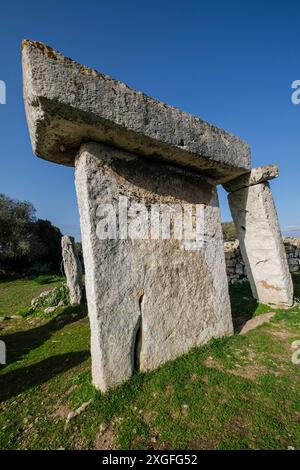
left=0, top=275, right=300, bottom=450
left=33, top=274, right=65, bottom=286
left=0, top=276, right=65, bottom=318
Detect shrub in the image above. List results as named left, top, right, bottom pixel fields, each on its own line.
left=46, top=284, right=69, bottom=307
left=222, top=221, right=237, bottom=241
left=17, top=306, right=34, bottom=318
left=0, top=193, right=62, bottom=274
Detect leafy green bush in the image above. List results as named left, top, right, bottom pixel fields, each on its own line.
left=32, top=284, right=70, bottom=311
left=34, top=274, right=64, bottom=285
left=0, top=193, right=63, bottom=274
left=222, top=221, right=237, bottom=241
left=47, top=284, right=69, bottom=307
left=17, top=306, right=34, bottom=318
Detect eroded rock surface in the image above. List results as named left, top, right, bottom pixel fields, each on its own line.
left=228, top=183, right=293, bottom=307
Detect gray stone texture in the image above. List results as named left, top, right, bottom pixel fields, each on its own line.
left=22, top=40, right=250, bottom=183
left=75, top=142, right=233, bottom=392
left=223, top=165, right=279, bottom=192
left=224, top=238, right=300, bottom=282
left=61, top=235, right=83, bottom=305
left=228, top=183, right=293, bottom=307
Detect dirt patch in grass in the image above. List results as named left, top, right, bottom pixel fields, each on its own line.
left=270, top=330, right=298, bottom=341
left=204, top=353, right=270, bottom=381
left=52, top=403, right=71, bottom=421
left=188, top=436, right=218, bottom=450
left=94, top=419, right=118, bottom=450
left=143, top=410, right=158, bottom=425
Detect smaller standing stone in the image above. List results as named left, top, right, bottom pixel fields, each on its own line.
left=228, top=183, right=293, bottom=307
left=61, top=236, right=83, bottom=305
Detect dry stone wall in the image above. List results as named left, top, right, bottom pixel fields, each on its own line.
left=225, top=237, right=300, bottom=282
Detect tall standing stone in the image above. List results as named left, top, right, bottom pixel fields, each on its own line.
left=75, top=142, right=233, bottom=392
left=61, top=235, right=83, bottom=305
left=227, top=168, right=293, bottom=307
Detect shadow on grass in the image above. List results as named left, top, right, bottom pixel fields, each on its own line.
left=0, top=350, right=90, bottom=402
left=229, top=281, right=258, bottom=332
left=229, top=274, right=300, bottom=333
left=0, top=304, right=87, bottom=366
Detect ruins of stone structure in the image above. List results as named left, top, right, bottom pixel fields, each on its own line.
left=22, top=40, right=293, bottom=392
left=61, top=235, right=83, bottom=305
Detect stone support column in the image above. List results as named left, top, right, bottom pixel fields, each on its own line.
left=224, top=166, right=293, bottom=307
left=75, top=142, right=233, bottom=392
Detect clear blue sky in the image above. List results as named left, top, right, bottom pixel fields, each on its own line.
left=0, top=0, right=299, bottom=239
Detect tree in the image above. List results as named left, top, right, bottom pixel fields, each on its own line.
left=0, top=193, right=62, bottom=274
left=33, top=219, right=62, bottom=268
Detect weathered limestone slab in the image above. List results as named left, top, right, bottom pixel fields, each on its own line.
left=22, top=40, right=251, bottom=183
left=75, top=142, right=233, bottom=392
left=61, top=235, right=83, bottom=305
left=239, top=312, right=276, bottom=335
left=223, top=165, right=279, bottom=192
left=228, top=183, right=293, bottom=307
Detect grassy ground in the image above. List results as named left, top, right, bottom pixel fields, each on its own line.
left=0, top=276, right=64, bottom=317
left=0, top=275, right=300, bottom=450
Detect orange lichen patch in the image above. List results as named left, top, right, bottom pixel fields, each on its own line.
left=259, top=280, right=282, bottom=291
left=79, top=65, right=99, bottom=77
left=22, top=39, right=58, bottom=60
left=22, top=39, right=115, bottom=82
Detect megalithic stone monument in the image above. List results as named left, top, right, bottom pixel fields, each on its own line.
left=224, top=166, right=294, bottom=308
left=75, top=142, right=233, bottom=391
left=22, top=40, right=292, bottom=392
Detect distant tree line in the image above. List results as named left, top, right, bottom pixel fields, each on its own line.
left=0, top=193, right=62, bottom=276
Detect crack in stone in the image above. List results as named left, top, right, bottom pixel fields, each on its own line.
left=133, top=290, right=144, bottom=372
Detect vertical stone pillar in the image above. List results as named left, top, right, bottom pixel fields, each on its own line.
left=75, top=142, right=233, bottom=392
left=61, top=235, right=83, bottom=305
left=224, top=167, right=293, bottom=307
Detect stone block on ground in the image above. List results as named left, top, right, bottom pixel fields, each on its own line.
left=238, top=312, right=276, bottom=335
